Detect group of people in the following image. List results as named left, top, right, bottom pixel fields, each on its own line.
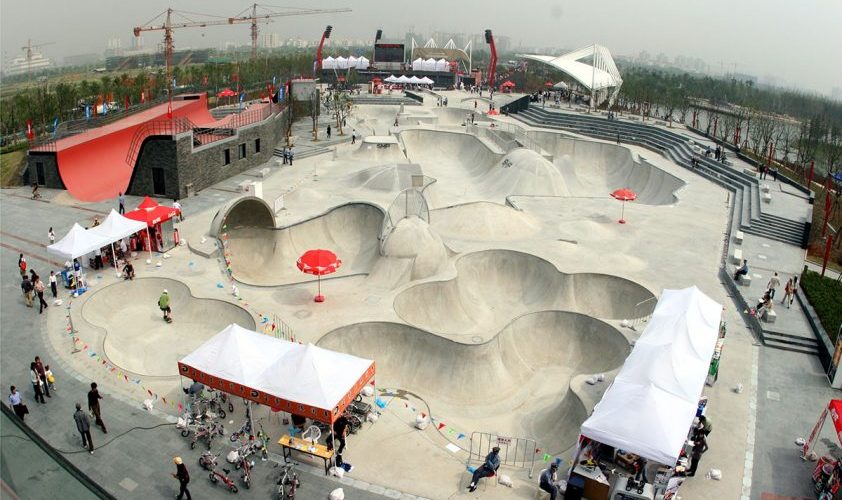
left=19, top=254, right=54, bottom=313
left=279, top=146, right=295, bottom=165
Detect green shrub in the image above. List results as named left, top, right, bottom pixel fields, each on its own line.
left=801, top=270, right=842, bottom=342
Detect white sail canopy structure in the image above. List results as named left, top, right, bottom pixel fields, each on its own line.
left=520, top=44, right=623, bottom=107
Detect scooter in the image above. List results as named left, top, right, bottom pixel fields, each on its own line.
left=209, top=467, right=239, bottom=493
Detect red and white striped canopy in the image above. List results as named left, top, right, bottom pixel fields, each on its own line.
left=297, top=249, right=342, bottom=276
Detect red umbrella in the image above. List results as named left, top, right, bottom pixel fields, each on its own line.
left=610, top=188, right=637, bottom=224
left=216, top=88, right=236, bottom=98
left=501, top=81, right=515, bottom=87
left=297, top=249, right=342, bottom=302
left=544, top=80, right=554, bottom=87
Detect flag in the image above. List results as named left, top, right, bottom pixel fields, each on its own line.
left=272, top=75, right=276, bottom=86
left=85, top=105, right=91, bottom=120
left=167, top=99, right=173, bottom=119
left=26, top=119, right=34, bottom=140
left=102, top=102, right=108, bottom=115
left=124, top=95, right=130, bottom=110
left=140, top=90, right=145, bottom=103
left=239, top=92, right=245, bottom=110
left=52, top=118, right=59, bottom=138
left=172, top=77, right=176, bottom=89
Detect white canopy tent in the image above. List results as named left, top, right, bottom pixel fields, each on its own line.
left=335, top=56, right=348, bottom=69
left=47, top=223, right=109, bottom=261
left=356, top=56, right=369, bottom=69
left=411, top=58, right=424, bottom=71
left=396, top=75, right=411, bottom=84
left=422, top=58, right=437, bottom=71
left=88, top=209, right=147, bottom=272
left=419, top=76, right=434, bottom=85
left=179, top=324, right=376, bottom=424
left=322, top=56, right=336, bottom=70
left=384, top=75, right=398, bottom=83
left=435, top=58, right=449, bottom=71
left=580, top=286, right=722, bottom=466
left=407, top=76, right=422, bottom=84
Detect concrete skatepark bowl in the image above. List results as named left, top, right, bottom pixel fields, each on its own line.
left=319, top=313, right=631, bottom=452
left=394, top=249, right=655, bottom=338
left=223, top=200, right=384, bottom=286
left=82, top=278, right=254, bottom=377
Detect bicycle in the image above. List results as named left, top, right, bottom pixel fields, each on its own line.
left=199, top=451, right=220, bottom=471
left=276, top=461, right=300, bottom=500
left=209, top=467, right=239, bottom=493
left=192, top=420, right=224, bottom=450
left=237, top=451, right=255, bottom=489
left=229, top=408, right=253, bottom=442
left=255, top=420, right=270, bottom=461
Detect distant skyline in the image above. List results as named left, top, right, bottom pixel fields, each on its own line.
left=2, top=0, right=840, bottom=96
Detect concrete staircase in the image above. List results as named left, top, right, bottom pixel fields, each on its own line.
left=762, top=330, right=820, bottom=356
left=512, top=107, right=809, bottom=248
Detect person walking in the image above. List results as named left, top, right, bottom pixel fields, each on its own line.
left=468, top=446, right=501, bottom=492
left=30, top=362, right=46, bottom=404
left=48, top=227, right=56, bottom=245
left=118, top=192, right=125, bottom=214
left=351, top=129, right=357, bottom=144
left=173, top=199, right=183, bottom=221
left=49, top=271, right=58, bottom=298
left=326, top=124, right=331, bottom=139
left=288, top=148, right=294, bottom=166
left=87, top=382, right=107, bottom=433
left=782, top=277, right=795, bottom=308
left=787, top=275, right=799, bottom=308
left=9, top=386, right=28, bottom=420
left=74, top=402, right=94, bottom=454
left=34, top=357, right=50, bottom=398
left=687, top=434, right=708, bottom=476
left=34, top=276, right=49, bottom=313
left=21, top=275, right=34, bottom=308
left=766, top=272, right=781, bottom=299
left=18, top=254, right=27, bottom=279
left=158, top=289, right=172, bottom=323
left=172, top=457, right=192, bottom=500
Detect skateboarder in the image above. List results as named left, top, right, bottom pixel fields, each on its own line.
left=158, top=289, right=172, bottom=322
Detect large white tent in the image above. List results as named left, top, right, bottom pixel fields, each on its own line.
left=322, top=56, right=336, bottom=70
left=411, top=58, right=424, bottom=71
left=47, top=223, right=109, bottom=261
left=179, top=324, right=375, bottom=424
left=88, top=210, right=146, bottom=245
left=356, top=56, right=369, bottom=70
left=580, top=286, right=722, bottom=466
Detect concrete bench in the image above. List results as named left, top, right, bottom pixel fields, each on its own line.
left=743, top=168, right=757, bottom=177
left=731, top=248, right=743, bottom=264
left=761, top=184, right=770, bottom=193
left=737, top=274, right=752, bottom=286
left=735, top=231, right=744, bottom=244
left=275, top=158, right=283, bottom=166
left=762, top=309, right=777, bottom=323
left=258, top=167, right=270, bottom=178
left=762, top=192, right=772, bottom=203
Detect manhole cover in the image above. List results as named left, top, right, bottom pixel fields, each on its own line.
left=294, top=310, right=312, bottom=319
left=471, top=336, right=484, bottom=343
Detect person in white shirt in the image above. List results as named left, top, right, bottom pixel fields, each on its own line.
left=48, top=227, right=55, bottom=245
left=173, top=199, right=184, bottom=221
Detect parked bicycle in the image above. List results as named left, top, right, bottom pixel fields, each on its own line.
left=276, top=461, right=300, bottom=500
left=209, top=467, right=239, bottom=493
left=199, top=451, right=220, bottom=471
left=192, top=420, right=225, bottom=450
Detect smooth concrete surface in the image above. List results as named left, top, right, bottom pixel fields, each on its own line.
left=2, top=87, right=820, bottom=500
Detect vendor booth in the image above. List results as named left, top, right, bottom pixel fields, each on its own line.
left=179, top=324, right=375, bottom=471
left=568, top=287, right=722, bottom=500
left=47, top=223, right=110, bottom=290
left=124, top=196, right=181, bottom=253
left=88, top=209, right=147, bottom=271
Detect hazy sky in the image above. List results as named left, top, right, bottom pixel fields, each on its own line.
left=2, top=0, right=840, bottom=95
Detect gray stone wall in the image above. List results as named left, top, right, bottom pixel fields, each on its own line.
left=128, top=138, right=179, bottom=198
left=25, top=152, right=63, bottom=188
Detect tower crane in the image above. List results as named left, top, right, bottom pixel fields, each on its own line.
left=228, top=4, right=352, bottom=60
left=21, top=39, right=55, bottom=80
left=133, top=5, right=352, bottom=83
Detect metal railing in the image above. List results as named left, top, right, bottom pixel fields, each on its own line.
left=262, top=313, right=294, bottom=342
left=379, top=188, right=431, bottom=254
left=630, top=296, right=657, bottom=331
left=124, top=117, right=196, bottom=166
left=467, top=431, right=537, bottom=478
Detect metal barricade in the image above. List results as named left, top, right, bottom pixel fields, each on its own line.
left=630, top=296, right=657, bottom=331
left=467, top=431, right=537, bottom=478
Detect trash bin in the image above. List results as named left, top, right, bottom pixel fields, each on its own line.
left=564, top=475, right=584, bottom=500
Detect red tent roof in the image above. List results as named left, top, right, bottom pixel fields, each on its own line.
left=124, top=205, right=180, bottom=227
left=137, top=196, right=159, bottom=210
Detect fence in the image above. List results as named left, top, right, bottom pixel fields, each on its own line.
left=629, top=296, right=657, bottom=331
left=125, top=117, right=195, bottom=166
left=379, top=188, right=430, bottom=253
left=467, top=431, right=537, bottom=478
left=262, top=313, right=294, bottom=342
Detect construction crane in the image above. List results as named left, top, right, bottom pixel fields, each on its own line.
left=228, top=4, right=352, bottom=60
left=133, top=5, right=351, bottom=83
left=21, top=39, right=55, bottom=80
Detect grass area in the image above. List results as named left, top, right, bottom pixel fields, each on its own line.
left=801, top=270, right=842, bottom=342
left=0, top=149, right=26, bottom=187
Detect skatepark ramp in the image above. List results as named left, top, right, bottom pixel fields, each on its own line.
left=379, top=188, right=430, bottom=253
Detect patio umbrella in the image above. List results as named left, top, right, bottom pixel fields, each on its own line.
left=544, top=80, right=554, bottom=87
left=501, top=81, right=515, bottom=87
left=297, top=249, right=342, bottom=302
left=610, top=188, right=637, bottom=224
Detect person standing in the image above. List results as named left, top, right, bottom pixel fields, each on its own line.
left=9, top=386, right=28, bottom=420
left=172, top=457, right=192, bottom=500
left=34, top=357, right=50, bottom=398
left=18, top=254, right=27, bottom=279
left=74, top=402, right=94, bottom=454
left=326, top=124, right=331, bottom=139
left=49, top=270, right=58, bottom=298
left=45, top=365, right=56, bottom=392
left=351, top=129, right=356, bottom=145
left=48, top=227, right=56, bottom=245
left=782, top=277, right=795, bottom=308
left=468, top=446, right=501, bottom=492
left=30, top=362, right=46, bottom=404
left=687, top=434, right=708, bottom=476
left=118, top=192, right=126, bottom=214
left=21, top=275, right=34, bottom=308
left=94, top=248, right=103, bottom=270
left=34, top=277, right=49, bottom=313
left=766, top=272, right=781, bottom=299
left=288, top=148, right=294, bottom=166
left=88, top=382, right=107, bottom=433
left=328, top=414, right=350, bottom=457
left=173, top=199, right=183, bottom=221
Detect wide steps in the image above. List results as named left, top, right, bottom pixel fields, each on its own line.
left=762, top=330, right=819, bottom=356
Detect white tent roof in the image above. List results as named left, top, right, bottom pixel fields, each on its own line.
left=384, top=75, right=398, bottom=83
left=408, top=76, right=422, bottom=84
left=519, top=44, right=623, bottom=106
left=580, top=286, right=722, bottom=466
left=179, top=324, right=375, bottom=414
left=419, top=76, right=434, bottom=84
left=47, top=223, right=108, bottom=260
left=88, top=209, right=146, bottom=245
left=396, top=75, right=410, bottom=83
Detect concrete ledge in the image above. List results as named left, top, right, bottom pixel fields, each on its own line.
left=763, top=309, right=777, bottom=323
left=735, top=231, right=744, bottom=244
left=731, top=248, right=743, bottom=264
left=738, top=274, right=752, bottom=286
left=762, top=192, right=772, bottom=203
